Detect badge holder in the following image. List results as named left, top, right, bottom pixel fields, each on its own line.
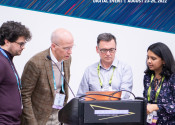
left=147, top=111, right=157, bottom=125
left=52, top=93, right=66, bottom=109
left=147, top=112, right=153, bottom=124
left=101, top=85, right=113, bottom=91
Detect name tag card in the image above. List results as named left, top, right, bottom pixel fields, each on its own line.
left=52, top=93, right=65, bottom=109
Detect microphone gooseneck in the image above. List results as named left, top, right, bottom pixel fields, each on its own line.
left=47, top=55, right=75, bottom=97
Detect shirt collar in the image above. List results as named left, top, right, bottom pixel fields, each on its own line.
left=112, top=57, right=118, bottom=67
left=0, top=47, right=13, bottom=61
left=50, top=48, right=62, bottom=64
left=99, top=57, right=118, bottom=69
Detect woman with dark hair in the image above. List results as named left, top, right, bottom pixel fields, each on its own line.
left=143, top=42, right=175, bottom=125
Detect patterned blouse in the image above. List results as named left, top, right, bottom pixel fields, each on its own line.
left=143, top=73, right=175, bottom=125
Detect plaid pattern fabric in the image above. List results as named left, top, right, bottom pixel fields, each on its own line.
left=46, top=109, right=60, bottom=125
left=21, top=48, right=71, bottom=125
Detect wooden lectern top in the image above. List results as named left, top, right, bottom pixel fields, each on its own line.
left=85, top=91, right=122, bottom=101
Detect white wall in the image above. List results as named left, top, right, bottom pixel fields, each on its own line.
left=0, top=5, right=175, bottom=101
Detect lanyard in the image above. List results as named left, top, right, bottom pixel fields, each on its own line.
left=97, top=63, right=115, bottom=88
left=147, top=74, right=165, bottom=103
left=51, top=61, right=65, bottom=93
left=0, top=47, right=21, bottom=91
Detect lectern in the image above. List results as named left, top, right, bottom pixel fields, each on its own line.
left=59, top=97, right=147, bottom=125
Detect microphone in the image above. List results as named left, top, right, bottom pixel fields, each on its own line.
left=47, top=55, right=75, bottom=97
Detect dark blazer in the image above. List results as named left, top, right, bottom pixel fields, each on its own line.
left=21, top=48, right=71, bottom=125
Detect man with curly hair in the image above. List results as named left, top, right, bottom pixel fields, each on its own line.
left=0, top=21, right=32, bottom=124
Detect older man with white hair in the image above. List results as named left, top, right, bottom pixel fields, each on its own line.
left=21, top=28, right=74, bottom=125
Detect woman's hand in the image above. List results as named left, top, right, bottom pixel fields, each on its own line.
left=147, top=104, right=159, bottom=114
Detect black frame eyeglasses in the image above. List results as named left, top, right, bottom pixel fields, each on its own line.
left=14, top=41, right=27, bottom=48
left=99, top=48, right=116, bottom=54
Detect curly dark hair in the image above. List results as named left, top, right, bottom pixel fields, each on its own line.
left=144, top=42, right=175, bottom=79
left=0, top=21, right=32, bottom=45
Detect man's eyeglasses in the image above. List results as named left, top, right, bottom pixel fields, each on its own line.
left=14, top=41, right=27, bottom=48
left=99, top=48, right=116, bottom=54
left=54, top=43, right=73, bottom=51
